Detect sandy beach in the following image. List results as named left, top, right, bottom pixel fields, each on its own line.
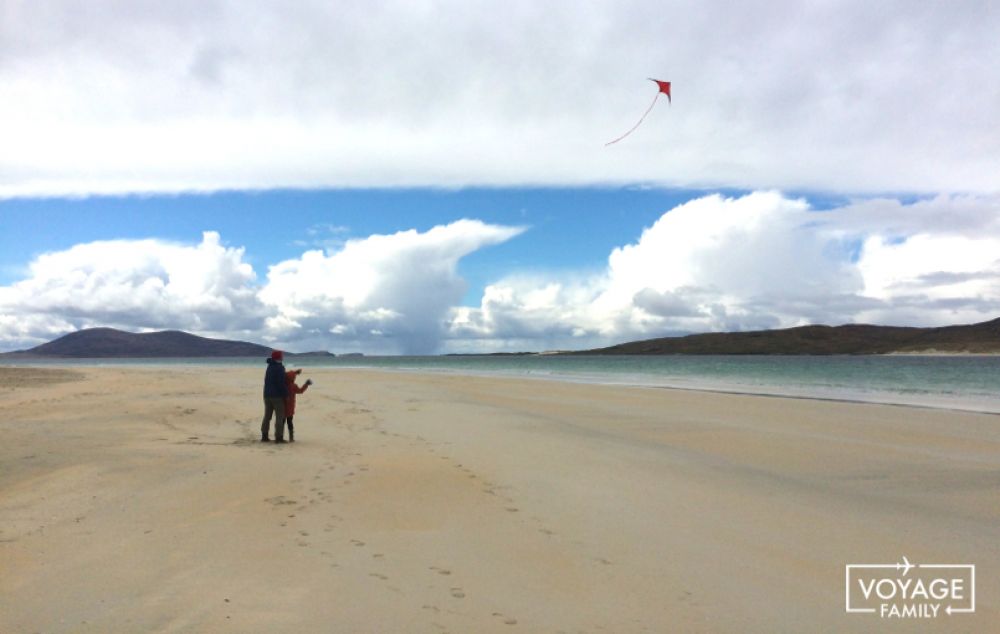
left=1, top=366, right=998, bottom=632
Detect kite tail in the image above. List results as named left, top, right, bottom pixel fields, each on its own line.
left=605, top=92, right=660, bottom=146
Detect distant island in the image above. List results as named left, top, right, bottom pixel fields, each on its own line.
left=3, top=318, right=1000, bottom=359
left=0, top=328, right=335, bottom=359
left=573, top=317, right=1000, bottom=355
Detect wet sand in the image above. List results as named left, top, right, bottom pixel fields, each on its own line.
left=1, top=366, right=998, bottom=632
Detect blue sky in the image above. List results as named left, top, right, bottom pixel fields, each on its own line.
left=0, top=1, right=998, bottom=354
left=0, top=187, right=738, bottom=302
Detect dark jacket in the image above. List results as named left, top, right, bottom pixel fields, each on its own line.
left=263, top=358, right=289, bottom=398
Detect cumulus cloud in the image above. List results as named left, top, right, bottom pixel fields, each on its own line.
left=0, top=232, right=262, bottom=348
left=0, top=220, right=526, bottom=353
left=258, top=220, right=525, bottom=353
left=447, top=192, right=1000, bottom=350
left=853, top=234, right=1000, bottom=326
left=1, top=1, right=998, bottom=196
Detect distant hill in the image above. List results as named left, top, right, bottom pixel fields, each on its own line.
left=1, top=328, right=334, bottom=358
left=574, top=317, right=1000, bottom=355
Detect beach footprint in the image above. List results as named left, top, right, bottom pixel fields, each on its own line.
left=265, top=496, right=297, bottom=507
left=492, top=612, right=518, bottom=626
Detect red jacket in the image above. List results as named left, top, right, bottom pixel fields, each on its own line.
left=284, top=370, right=309, bottom=417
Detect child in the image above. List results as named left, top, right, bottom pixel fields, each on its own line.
left=284, top=369, right=312, bottom=442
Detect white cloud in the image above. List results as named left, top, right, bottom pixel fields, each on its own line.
left=447, top=192, right=1000, bottom=350
left=0, top=220, right=526, bottom=353
left=1, top=1, right=998, bottom=197
left=258, top=219, right=525, bottom=353
left=854, top=234, right=1000, bottom=326
left=0, top=232, right=262, bottom=347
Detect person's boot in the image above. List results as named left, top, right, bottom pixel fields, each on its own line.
left=289, top=429, right=295, bottom=442
left=275, top=438, right=286, bottom=444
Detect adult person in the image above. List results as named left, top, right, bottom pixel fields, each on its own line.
left=261, top=350, right=289, bottom=443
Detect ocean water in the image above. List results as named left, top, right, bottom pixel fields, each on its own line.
left=6, top=354, right=1000, bottom=414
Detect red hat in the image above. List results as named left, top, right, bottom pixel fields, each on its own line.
left=270, top=350, right=284, bottom=361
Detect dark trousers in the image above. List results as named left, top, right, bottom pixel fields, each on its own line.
left=286, top=416, right=294, bottom=437
left=261, top=397, right=286, bottom=439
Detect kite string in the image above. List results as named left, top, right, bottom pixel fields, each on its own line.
left=605, top=92, right=660, bottom=146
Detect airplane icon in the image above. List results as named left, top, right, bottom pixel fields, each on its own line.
left=896, top=556, right=914, bottom=576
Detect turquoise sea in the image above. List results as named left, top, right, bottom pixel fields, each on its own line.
left=5, top=354, right=1000, bottom=414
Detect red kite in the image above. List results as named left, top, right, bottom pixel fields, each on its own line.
left=605, top=78, right=671, bottom=146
